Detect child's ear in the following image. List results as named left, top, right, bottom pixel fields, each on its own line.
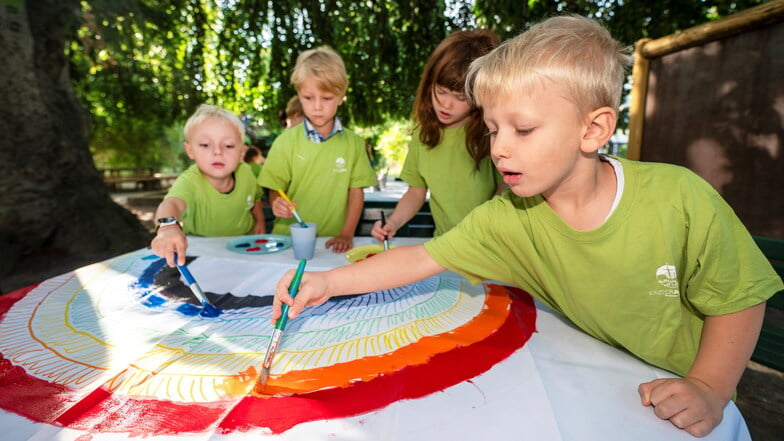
left=183, top=141, right=196, bottom=160
left=580, top=107, right=617, bottom=153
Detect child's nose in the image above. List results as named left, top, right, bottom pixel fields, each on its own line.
left=491, top=133, right=510, bottom=158
left=441, top=96, right=453, bottom=109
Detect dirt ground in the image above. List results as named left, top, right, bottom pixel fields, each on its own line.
left=1, top=191, right=782, bottom=440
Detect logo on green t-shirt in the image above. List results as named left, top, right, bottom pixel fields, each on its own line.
left=650, top=264, right=680, bottom=297
left=333, top=157, right=347, bottom=173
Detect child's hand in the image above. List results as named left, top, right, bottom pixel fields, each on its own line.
left=272, top=270, right=331, bottom=322
left=150, top=226, right=188, bottom=267
left=271, top=196, right=294, bottom=218
left=253, top=221, right=266, bottom=235
left=638, top=376, right=725, bottom=437
left=325, top=235, right=353, bottom=253
left=371, top=219, right=398, bottom=242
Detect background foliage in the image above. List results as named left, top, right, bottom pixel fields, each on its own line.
left=70, top=0, right=768, bottom=172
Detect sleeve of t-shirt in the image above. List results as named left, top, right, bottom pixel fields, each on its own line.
left=680, top=177, right=783, bottom=315
left=258, top=137, right=292, bottom=191
left=236, top=162, right=263, bottom=201
left=165, top=168, right=195, bottom=206
left=349, top=137, right=379, bottom=189
left=400, top=139, right=426, bottom=188
left=424, top=197, right=516, bottom=285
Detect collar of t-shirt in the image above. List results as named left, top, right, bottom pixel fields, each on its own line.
left=600, top=154, right=624, bottom=222
left=303, top=116, right=343, bottom=143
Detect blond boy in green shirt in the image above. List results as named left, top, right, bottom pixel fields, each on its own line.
left=151, top=104, right=265, bottom=266
left=259, top=46, right=376, bottom=253
left=269, top=16, right=782, bottom=437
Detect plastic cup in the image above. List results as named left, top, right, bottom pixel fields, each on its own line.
left=290, top=222, right=317, bottom=260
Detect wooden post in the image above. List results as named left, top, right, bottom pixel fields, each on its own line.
left=626, top=0, right=784, bottom=159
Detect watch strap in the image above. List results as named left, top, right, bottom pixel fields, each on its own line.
left=155, top=216, right=181, bottom=232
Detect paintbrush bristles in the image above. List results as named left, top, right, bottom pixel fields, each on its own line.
left=255, top=367, right=270, bottom=393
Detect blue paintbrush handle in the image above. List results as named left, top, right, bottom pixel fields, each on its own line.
left=173, top=253, right=207, bottom=303
left=178, top=263, right=197, bottom=286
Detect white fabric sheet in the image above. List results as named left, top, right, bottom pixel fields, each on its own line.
left=0, top=236, right=751, bottom=440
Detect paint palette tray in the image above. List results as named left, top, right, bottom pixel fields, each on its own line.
left=226, top=234, right=292, bottom=255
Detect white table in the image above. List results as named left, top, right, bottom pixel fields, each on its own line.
left=0, top=236, right=751, bottom=440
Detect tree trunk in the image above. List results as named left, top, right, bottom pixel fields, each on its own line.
left=0, top=0, right=150, bottom=292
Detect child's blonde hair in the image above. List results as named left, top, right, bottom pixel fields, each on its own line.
left=291, top=46, right=348, bottom=96
left=184, top=104, right=245, bottom=142
left=467, top=15, right=631, bottom=117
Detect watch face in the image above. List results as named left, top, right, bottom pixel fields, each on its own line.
left=157, top=216, right=177, bottom=225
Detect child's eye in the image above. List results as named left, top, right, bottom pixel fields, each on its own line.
left=199, top=143, right=209, bottom=148
left=516, top=128, right=533, bottom=136
left=485, top=130, right=497, bottom=138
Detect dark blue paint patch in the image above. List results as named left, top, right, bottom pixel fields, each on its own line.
left=175, top=302, right=223, bottom=318
left=134, top=257, right=168, bottom=290
left=143, top=295, right=166, bottom=307
left=133, top=256, right=226, bottom=318
left=176, top=303, right=202, bottom=316
left=200, top=303, right=222, bottom=318
left=234, top=243, right=251, bottom=248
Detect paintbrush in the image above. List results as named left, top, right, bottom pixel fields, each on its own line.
left=256, top=258, right=307, bottom=392
left=174, top=252, right=220, bottom=317
left=276, top=188, right=308, bottom=228
left=380, top=211, right=390, bottom=251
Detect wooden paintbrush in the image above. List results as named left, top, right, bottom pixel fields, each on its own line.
left=256, top=259, right=307, bottom=392
left=277, top=188, right=308, bottom=228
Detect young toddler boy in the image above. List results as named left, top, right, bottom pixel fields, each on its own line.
left=151, top=104, right=265, bottom=266
left=259, top=46, right=376, bottom=253
left=271, top=16, right=783, bottom=437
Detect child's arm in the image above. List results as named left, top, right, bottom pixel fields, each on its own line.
left=150, top=197, right=188, bottom=267
left=250, top=200, right=266, bottom=234
left=325, top=187, right=364, bottom=253
left=370, top=186, right=427, bottom=242
left=272, top=244, right=444, bottom=321
left=638, top=302, right=766, bottom=437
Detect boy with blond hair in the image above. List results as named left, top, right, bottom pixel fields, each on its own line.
left=259, top=46, right=376, bottom=253
left=270, top=16, right=782, bottom=437
left=152, top=104, right=265, bottom=266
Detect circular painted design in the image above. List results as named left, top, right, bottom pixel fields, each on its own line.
left=226, top=234, right=291, bottom=254
left=0, top=249, right=536, bottom=435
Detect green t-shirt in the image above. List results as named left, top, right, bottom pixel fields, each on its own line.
left=248, top=161, right=262, bottom=177
left=425, top=157, right=783, bottom=376
left=165, top=163, right=261, bottom=236
left=400, top=125, right=500, bottom=236
left=258, top=124, right=377, bottom=236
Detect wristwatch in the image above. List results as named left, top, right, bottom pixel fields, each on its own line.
left=156, top=216, right=181, bottom=231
